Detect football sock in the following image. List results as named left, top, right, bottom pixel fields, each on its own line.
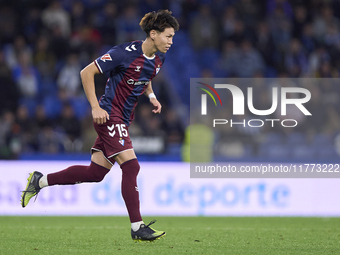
left=39, top=175, right=49, bottom=188
left=131, top=221, right=144, bottom=231
left=120, top=158, right=142, bottom=223
left=47, top=162, right=110, bottom=186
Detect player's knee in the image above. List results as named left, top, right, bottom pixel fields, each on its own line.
left=132, top=159, right=140, bottom=174
left=121, top=158, right=140, bottom=177
left=87, top=162, right=110, bottom=182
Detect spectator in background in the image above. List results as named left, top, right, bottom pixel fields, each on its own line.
left=57, top=103, right=82, bottom=142
left=138, top=0, right=165, bottom=16
left=12, top=50, right=40, bottom=102
left=324, top=23, right=340, bottom=49
left=139, top=0, right=163, bottom=15
left=115, top=6, right=143, bottom=45
left=313, top=6, right=340, bottom=43
left=225, top=19, right=246, bottom=45
left=316, top=61, right=336, bottom=78
left=201, top=68, right=214, bottom=78
left=219, top=40, right=238, bottom=76
left=267, top=0, right=293, bottom=18
left=15, top=105, right=37, bottom=152
left=0, top=6, right=17, bottom=44
left=70, top=1, right=87, bottom=31
left=37, top=126, right=65, bottom=154
left=34, top=104, right=51, bottom=131
left=22, top=7, right=44, bottom=44
left=57, top=53, right=82, bottom=97
left=83, top=0, right=107, bottom=10
left=136, top=104, right=154, bottom=135
left=42, top=1, right=71, bottom=38
left=33, top=35, right=56, bottom=79
left=267, top=6, right=292, bottom=56
left=235, top=0, right=260, bottom=29
left=233, top=40, right=265, bottom=77
left=254, top=21, right=276, bottom=68
left=56, top=103, right=83, bottom=152
left=292, top=5, right=310, bottom=39
left=0, top=111, right=16, bottom=158
left=285, top=38, right=308, bottom=77
left=308, top=47, right=331, bottom=75
left=0, top=49, right=19, bottom=114
left=209, top=0, right=230, bottom=17
left=70, top=24, right=102, bottom=64
left=190, top=5, right=219, bottom=50
left=162, top=109, right=184, bottom=146
left=4, top=35, right=32, bottom=69
left=50, top=24, right=70, bottom=60
left=94, top=2, right=118, bottom=46
left=300, top=23, right=317, bottom=54
left=221, top=6, right=238, bottom=40
left=144, top=116, right=165, bottom=137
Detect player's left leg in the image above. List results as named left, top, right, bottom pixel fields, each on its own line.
left=21, top=151, right=111, bottom=207
left=115, top=150, right=166, bottom=241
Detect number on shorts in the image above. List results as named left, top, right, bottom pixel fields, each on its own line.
left=107, top=124, right=128, bottom=137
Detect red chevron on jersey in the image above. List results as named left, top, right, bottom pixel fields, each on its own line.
left=100, top=54, right=112, bottom=62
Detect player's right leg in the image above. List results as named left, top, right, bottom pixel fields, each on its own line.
left=115, top=150, right=166, bottom=241
left=131, top=220, right=166, bottom=242
left=21, top=151, right=111, bottom=208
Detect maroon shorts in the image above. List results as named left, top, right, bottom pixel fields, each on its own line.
left=91, top=120, right=133, bottom=165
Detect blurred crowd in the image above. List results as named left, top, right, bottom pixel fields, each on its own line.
left=0, top=0, right=186, bottom=158
left=0, top=0, right=340, bottom=160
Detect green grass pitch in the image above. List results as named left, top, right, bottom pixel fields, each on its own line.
left=0, top=216, right=339, bottom=254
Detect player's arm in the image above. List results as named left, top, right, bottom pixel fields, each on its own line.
left=144, top=81, right=162, bottom=114
left=80, top=62, right=109, bottom=124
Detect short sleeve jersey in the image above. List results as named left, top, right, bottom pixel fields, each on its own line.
left=94, top=40, right=165, bottom=126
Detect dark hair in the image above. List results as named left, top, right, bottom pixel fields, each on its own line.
left=140, top=10, right=179, bottom=37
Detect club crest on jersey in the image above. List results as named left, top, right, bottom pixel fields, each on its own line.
left=156, top=65, right=161, bottom=74
left=100, top=54, right=112, bottom=62
left=119, top=138, right=125, bottom=146
left=135, top=66, right=141, bottom=72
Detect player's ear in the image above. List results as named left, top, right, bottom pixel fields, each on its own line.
left=150, top=30, right=157, bottom=40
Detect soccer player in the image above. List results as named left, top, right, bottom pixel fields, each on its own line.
left=21, top=10, right=179, bottom=242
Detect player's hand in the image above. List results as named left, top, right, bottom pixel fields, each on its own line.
left=92, top=106, right=109, bottom=124
left=150, top=98, right=162, bottom=114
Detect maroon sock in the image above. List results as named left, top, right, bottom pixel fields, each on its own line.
left=120, top=158, right=142, bottom=223
left=47, top=162, right=110, bottom=186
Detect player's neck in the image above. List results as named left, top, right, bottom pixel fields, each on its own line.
left=142, top=38, right=157, bottom=58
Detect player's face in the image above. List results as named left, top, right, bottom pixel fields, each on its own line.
left=154, top=27, right=175, bottom=53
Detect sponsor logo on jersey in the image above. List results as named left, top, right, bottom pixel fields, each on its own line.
left=127, top=79, right=149, bottom=86
left=134, top=66, right=141, bottom=72
left=100, top=54, right=112, bottom=62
